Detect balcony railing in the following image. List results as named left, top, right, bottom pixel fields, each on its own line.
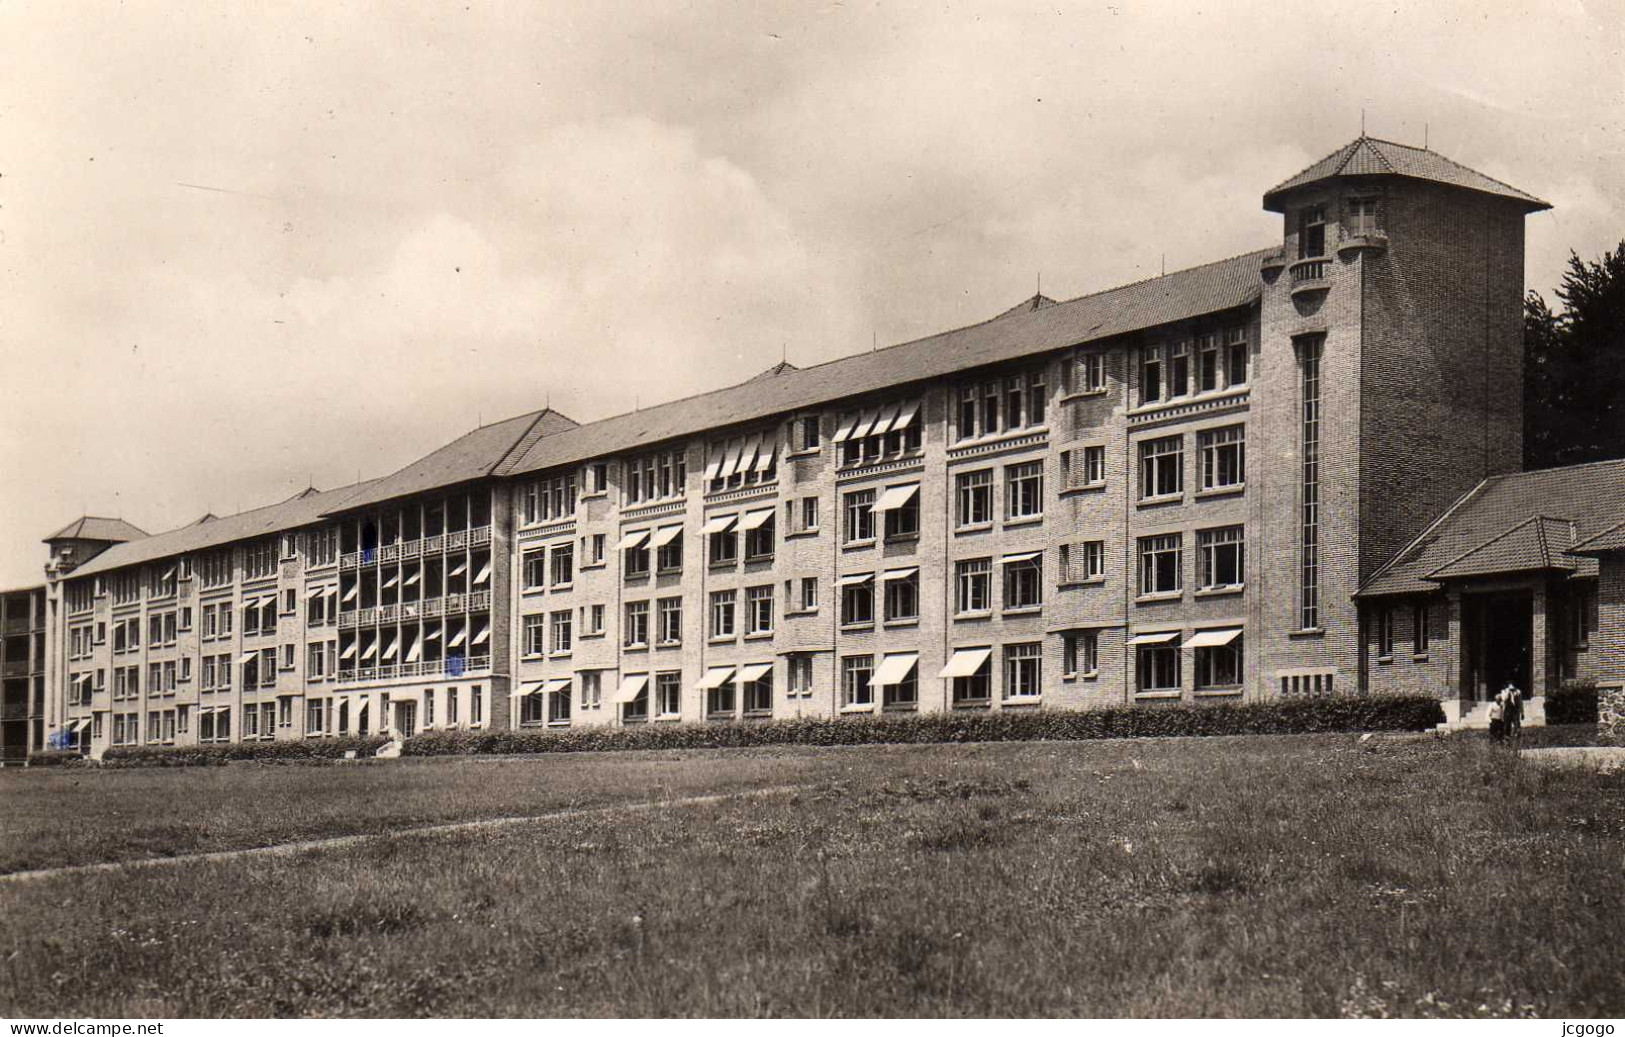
left=338, top=590, right=491, bottom=629
left=338, top=654, right=491, bottom=686
left=342, top=525, right=492, bottom=570
left=1290, top=258, right=1330, bottom=283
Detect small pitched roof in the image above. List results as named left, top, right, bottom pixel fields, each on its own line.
left=504, top=250, right=1267, bottom=479
left=1426, top=516, right=1579, bottom=581
left=993, top=293, right=1059, bottom=319
left=1569, top=519, right=1625, bottom=557
left=1361, top=458, right=1625, bottom=597
left=1263, top=136, right=1549, bottom=213
left=325, top=408, right=578, bottom=515
left=68, top=480, right=379, bottom=581
left=43, top=516, right=148, bottom=544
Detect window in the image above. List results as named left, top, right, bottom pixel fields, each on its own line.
left=1225, top=328, right=1249, bottom=388
left=307, top=642, right=327, bottom=679
left=627, top=449, right=688, bottom=504
left=840, top=574, right=874, bottom=627
left=744, top=667, right=773, bottom=715
left=111, top=571, right=141, bottom=606
left=583, top=603, right=605, bottom=637
left=1139, top=534, right=1182, bottom=597
left=952, top=652, right=991, bottom=704
left=883, top=569, right=919, bottom=622
left=624, top=538, right=650, bottom=578
left=1298, top=335, right=1324, bottom=630
left=585, top=534, right=606, bottom=567
left=788, top=654, right=814, bottom=697
left=150, top=565, right=178, bottom=599
left=521, top=688, right=547, bottom=726
left=1138, top=644, right=1181, bottom=693
left=575, top=675, right=597, bottom=713
left=524, top=614, right=546, bottom=656
left=587, top=463, right=609, bottom=495
left=881, top=486, right=920, bottom=540
left=244, top=539, right=277, bottom=580
left=278, top=645, right=293, bottom=671
left=551, top=610, right=573, bottom=654
left=471, top=686, right=483, bottom=725
left=1197, top=526, right=1245, bottom=590
left=955, top=371, right=1044, bottom=440
left=955, top=559, right=991, bottom=614
left=1006, top=462, right=1044, bottom=520
left=1199, top=426, right=1246, bottom=491
left=1139, top=436, right=1184, bottom=499
left=305, top=527, right=338, bottom=567
left=710, top=590, right=736, bottom=639
left=1063, top=445, right=1106, bottom=490
left=1349, top=196, right=1379, bottom=237
left=1003, top=554, right=1043, bottom=610
left=1074, top=352, right=1106, bottom=393
left=797, top=415, right=821, bottom=452
left=1063, top=630, right=1100, bottom=677
left=843, top=489, right=875, bottom=543
left=198, top=550, right=232, bottom=588
left=794, top=496, right=819, bottom=534
left=1569, top=585, right=1598, bottom=646
left=1004, top=643, right=1042, bottom=700
left=1412, top=601, right=1432, bottom=655
left=704, top=434, right=776, bottom=492
left=841, top=655, right=874, bottom=708
left=656, top=530, right=684, bottom=572
left=744, top=516, right=774, bottom=560
left=657, top=597, right=682, bottom=645
left=548, top=682, right=571, bottom=725
left=1376, top=606, right=1395, bottom=659
left=1168, top=340, right=1191, bottom=398
left=707, top=673, right=736, bottom=717
left=1298, top=204, right=1327, bottom=259
left=624, top=601, right=649, bottom=648
left=1198, top=334, right=1220, bottom=393
left=745, top=586, right=773, bottom=635
left=521, top=473, right=578, bottom=526
left=799, top=576, right=818, bottom=612
left=551, top=543, right=575, bottom=586
left=307, top=699, right=326, bottom=734
left=655, top=671, right=681, bottom=717
left=1194, top=636, right=1243, bottom=691
left=956, top=470, right=993, bottom=527
left=1140, top=346, right=1163, bottom=405
left=835, top=401, right=921, bottom=466
left=708, top=520, right=738, bottom=566
left=1061, top=540, right=1105, bottom=583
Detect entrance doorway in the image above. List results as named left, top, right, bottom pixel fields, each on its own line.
left=394, top=701, right=416, bottom=739
left=1464, top=593, right=1532, bottom=700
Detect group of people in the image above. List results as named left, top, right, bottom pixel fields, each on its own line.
left=1488, top=682, right=1525, bottom=741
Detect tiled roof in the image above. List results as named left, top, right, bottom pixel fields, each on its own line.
left=1263, top=136, right=1549, bottom=213
left=1569, top=519, right=1625, bottom=557
left=1426, top=516, right=1579, bottom=581
left=43, top=516, right=148, bottom=544
left=1360, top=459, right=1625, bottom=597
left=503, top=250, right=1268, bottom=479
left=324, top=409, right=578, bottom=515
left=68, top=480, right=380, bottom=580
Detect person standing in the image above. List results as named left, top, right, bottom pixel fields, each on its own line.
left=1501, top=682, right=1523, bottom=742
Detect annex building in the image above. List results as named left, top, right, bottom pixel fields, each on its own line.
left=17, top=136, right=1625, bottom=758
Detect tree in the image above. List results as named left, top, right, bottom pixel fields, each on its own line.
left=1523, top=241, right=1625, bottom=469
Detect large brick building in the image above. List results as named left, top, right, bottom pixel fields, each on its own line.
left=19, top=135, right=1623, bottom=757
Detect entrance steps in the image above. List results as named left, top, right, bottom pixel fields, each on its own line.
left=1430, top=696, right=1546, bottom=736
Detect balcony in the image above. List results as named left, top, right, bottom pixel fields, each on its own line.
left=1338, top=231, right=1389, bottom=257
left=1288, top=258, right=1331, bottom=300
left=339, top=589, right=492, bottom=628
left=338, top=654, right=491, bottom=686
left=346, top=525, right=491, bottom=569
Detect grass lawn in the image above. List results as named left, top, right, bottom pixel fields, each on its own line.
left=1, top=733, right=1622, bottom=1017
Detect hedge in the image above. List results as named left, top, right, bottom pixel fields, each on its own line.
left=1545, top=681, right=1599, bottom=726
left=401, top=695, right=1446, bottom=757
left=25, top=749, right=87, bottom=767
left=100, top=736, right=391, bottom=768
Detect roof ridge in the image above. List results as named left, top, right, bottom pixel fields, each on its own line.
left=484, top=247, right=1272, bottom=447
left=1570, top=517, right=1625, bottom=553
left=490, top=410, right=557, bottom=477
left=139, top=479, right=375, bottom=541
left=1267, top=139, right=1363, bottom=196
left=1426, top=512, right=1574, bottom=578
left=1368, top=136, right=1540, bottom=202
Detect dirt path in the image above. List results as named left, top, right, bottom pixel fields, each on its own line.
left=0, top=783, right=808, bottom=886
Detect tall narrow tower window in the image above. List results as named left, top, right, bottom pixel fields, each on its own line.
left=1296, top=334, right=1325, bottom=630
left=1297, top=205, right=1327, bottom=259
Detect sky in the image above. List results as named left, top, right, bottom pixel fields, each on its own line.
left=2, top=0, right=1622, bottom=589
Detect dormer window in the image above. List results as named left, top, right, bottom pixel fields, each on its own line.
left=1297, top=204, right=1327, bottom=259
